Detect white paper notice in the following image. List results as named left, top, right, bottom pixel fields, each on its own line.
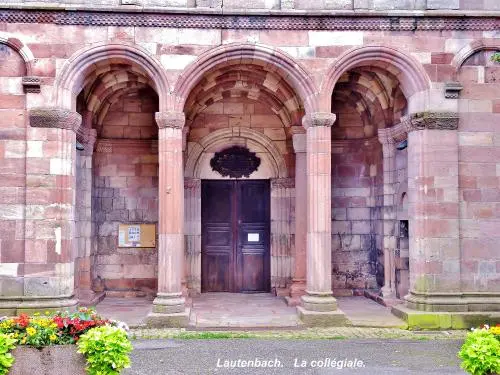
left=248, top=233, right=259, bottom=242
left=128, top=226, right=140, bottom=243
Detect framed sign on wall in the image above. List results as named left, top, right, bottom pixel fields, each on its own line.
left=118, top=224, right=156, bottom=248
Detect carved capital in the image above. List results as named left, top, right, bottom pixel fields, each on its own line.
left=409, top=112, right=459, bottom=131
left=29, top=107, right=82, bottom=131
left=444, top=81, right=463, bottom=99
left=302, top=112, right=336, bottom=128
left=22, top=76, right=41, bottom=94
left=155, top=111, right=185, bottom=129
left=184, top=177, right=201, bottom=189
left=78, top=128, right=97, bottom=156
left=271, top=178, right=295, bottom=189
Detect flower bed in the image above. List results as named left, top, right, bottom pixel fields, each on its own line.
left=458, top=324, right=500, bottom=375
left=0, top=308, right=132, bottom=375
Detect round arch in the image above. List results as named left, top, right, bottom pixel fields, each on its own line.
left=452, top=39, right=500, bottom=72
left=0, top=32, right=35, bottom=76
left=185, top=127, right=288, bottom=179
left=321, top=45, right=430, bottom=112
left=52, top=42, right=170, bottom=112
left=173, top=43, right=319, bottom=115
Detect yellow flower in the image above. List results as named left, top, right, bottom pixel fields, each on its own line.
left=490, top=326, right=500, bottom=335
left=44, top=311, right=50, bottom=316
left=33, top=312, right=40, bottom=317
left=49, top=334, right=57, bottom=342
left=21, top=337, right=26, bottom=344
left=26, top=327, right=36, bottom=336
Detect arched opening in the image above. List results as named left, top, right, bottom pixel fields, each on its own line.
left=180, top=46, right=308, bottom=296
left=65, top=46, right=166, bottom=304
left=328, top=49, right=417, bottom=299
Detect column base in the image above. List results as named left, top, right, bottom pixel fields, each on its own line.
left=392, top=304, right=500, bottom=330
left=0, top=296, right=78, bottom=316
left=285, top=279, right=306, bottom=306
left=146, top=292, right=190, bottom=327
left=301, top=292, right=338, bottom=311
left=77, top=290, right=106, bottom=307
left=405, top=291, right=500, bottom=312
left=297, top=306, right=350, bottom=327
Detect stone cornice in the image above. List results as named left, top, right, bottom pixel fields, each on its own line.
left=155, top=112, right=185, bottom=129
left=29, top=107, right=82, bottom=131
left=378, top=112, right=459, bottom=144
left=0, top=8, right=497, bottom=30
left=302, top=112, right=336, bottom=128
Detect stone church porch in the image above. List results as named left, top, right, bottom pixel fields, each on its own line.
left=95, top=295, right=406, bottom=329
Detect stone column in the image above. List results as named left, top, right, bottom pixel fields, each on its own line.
left=297, top=113, right=348, bottom=326
left=286, top=131, right=307, bottom=306
left=270, top=178, right=295, bottom=295
left=17, top=107, right=80, bottom=314
left=75, top=128, right=104, bottom=306
left=147, top=112, right=189, bottom=327
left=377, top=131, right=397, bottom=301
left=184, top=177, right=201, bottom=296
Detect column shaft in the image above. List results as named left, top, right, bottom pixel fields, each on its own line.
left=287, top=132, right=307, bottom=304
left=297, top=113, right=348, bottom=326
left=148, top=112, right=189, bottom=327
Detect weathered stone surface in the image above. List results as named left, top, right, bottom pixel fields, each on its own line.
left=10, top=346, right=86, bottom=375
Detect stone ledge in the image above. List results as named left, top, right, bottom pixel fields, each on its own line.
left=1, top=4, right=500, bottom=17
left=392, top=305, right=500, bottom=330
left=297, top=306, right=351, bottom=327
left=146, top=308, right=190, bottom=328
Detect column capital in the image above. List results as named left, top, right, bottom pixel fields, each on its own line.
left=155, top=111, right=185, bottom=129
left=29, top=107, right=82, bottom=131
left=302, top=112, right=336, bottom=128
left=377, top=111, right=459, bottom=145
left=78, top=128, right=97, bottom=156
left=408, top=111, right=459, bottom=132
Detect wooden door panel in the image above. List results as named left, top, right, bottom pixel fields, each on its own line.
left=201, top=181, right=234, bottom=292
left=202, top=179, right=270, bottom=293
left=236, top=180, right=270, bottom=292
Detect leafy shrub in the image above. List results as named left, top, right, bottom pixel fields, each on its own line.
left=0, top=333, right=16, bottom=375
left=492, top=52, right=500, bottom=63
left=77, top=326, right=132, bottom=375
left=458, top=324, right=500, bottom=375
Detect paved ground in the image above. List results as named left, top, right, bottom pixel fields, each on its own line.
left=96, top=297, right=153, bottom=326
left=95, top=294, right=407, bottom=328
left=336, top=297, right=406, bottom=328
left=124, top=338, right=466, bottom=374
left=190, top=293, right=300, bottom=328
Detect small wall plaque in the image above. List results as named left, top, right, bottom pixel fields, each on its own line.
left=118, top=224, right=156, bottom=248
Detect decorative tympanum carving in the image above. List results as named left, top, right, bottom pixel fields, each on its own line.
left=210, top=146, right=261, bottom=178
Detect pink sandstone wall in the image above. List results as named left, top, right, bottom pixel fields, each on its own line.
left=331, top=139, right=382, bottom=294
left=91, top=92, right=159, bottom=297
left=0, top=44, right=26, bottom=299
left=458, top=50, right=500, bottom=296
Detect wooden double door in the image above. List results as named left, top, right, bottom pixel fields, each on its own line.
left=201, top=180, right=270, bottom=293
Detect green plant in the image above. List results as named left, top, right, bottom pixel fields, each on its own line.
left=0, top=333, right=16, bottom=375
left=77, top=326, right=132, bottom=375
left=492, top=52, right=500, bottom=63
left=458, top=325, right=500, bottom=375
